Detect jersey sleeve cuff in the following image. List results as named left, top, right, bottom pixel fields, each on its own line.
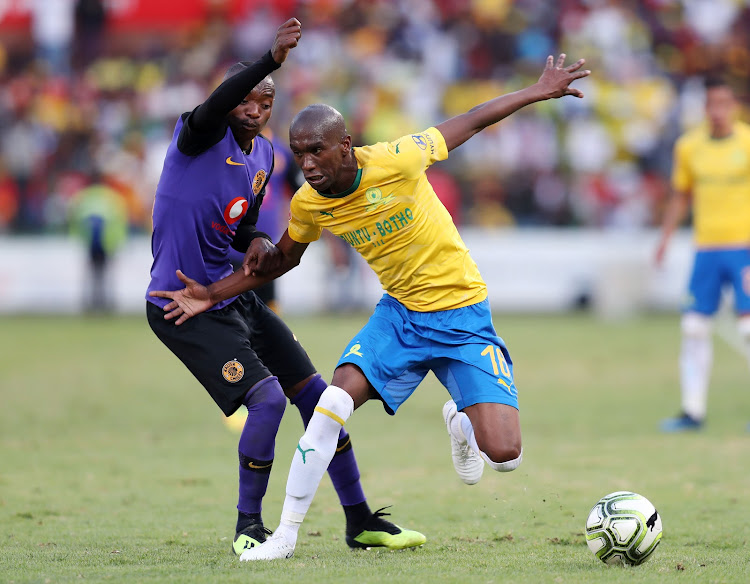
left=264, top=50, right=283, bottom=71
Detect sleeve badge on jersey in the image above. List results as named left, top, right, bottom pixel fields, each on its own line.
left=411, top=134, right=427, bottom=150
left=252, top=169, right=267, bottom=195
left=222, top=360, right=245, bottom=383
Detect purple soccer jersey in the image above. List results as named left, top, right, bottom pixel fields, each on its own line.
left=147, top=116, right=274, bottom=310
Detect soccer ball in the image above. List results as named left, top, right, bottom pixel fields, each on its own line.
left=585, top=491, right=662, bottom=565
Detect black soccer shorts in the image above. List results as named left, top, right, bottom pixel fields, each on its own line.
left=147, top=292, right=316, bottom=415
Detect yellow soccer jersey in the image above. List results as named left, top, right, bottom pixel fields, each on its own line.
left=288, top=127, right=487, bottom=312
left=672, top=121, right=750, bottom=247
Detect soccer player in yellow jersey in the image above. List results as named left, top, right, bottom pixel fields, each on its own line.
left=655, top=77, right=750, bottom=432
left=151, top=53, right=590, bottom=559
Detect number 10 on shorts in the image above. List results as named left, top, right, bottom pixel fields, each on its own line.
left=481, top=345, right=511, bottom=387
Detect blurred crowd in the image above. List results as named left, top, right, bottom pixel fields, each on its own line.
left=0, top=0, right=749, bottom=236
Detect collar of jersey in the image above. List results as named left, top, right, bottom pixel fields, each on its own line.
left=317, top=167, right=362, bottom=198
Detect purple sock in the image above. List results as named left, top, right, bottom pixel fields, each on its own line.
left=236, top=376, right=286, bottom=515
left=290, top=374, right=366, bottom=506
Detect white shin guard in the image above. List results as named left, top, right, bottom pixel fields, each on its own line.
left=280, top=386, right=354, bottom=533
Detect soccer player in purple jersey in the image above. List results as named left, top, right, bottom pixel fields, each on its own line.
left=145, top=18, right=424, bottom=557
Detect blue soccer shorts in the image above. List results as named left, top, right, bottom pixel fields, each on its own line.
left=684, top=248, right=750, bottom=315
left=336, top=294, right=519, bottom=414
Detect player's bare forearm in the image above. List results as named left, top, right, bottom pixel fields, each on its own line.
left=207, top=251, right=301, bottom=304
left=437, top=54, right=590, bottom=152
left=203, top=269, right=279, bottom=305
left=149, top=233, right=307, bottom=325
left=148, top=265, right=291, bottom=326
left=211, top=232, right=307, bottom=302
left=654, top=190, right=690, bottom=265
left=660, top=191, right=691, bottom=239
left=437, top=86, right=546, bottom=151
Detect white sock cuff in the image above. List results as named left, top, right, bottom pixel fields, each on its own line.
left=314, top=385, right=354, bottom=426
left=484, top=448, right=523, bottom=473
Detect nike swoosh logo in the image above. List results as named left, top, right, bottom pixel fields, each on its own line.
left=246, top=461, right=272, bottom=470
left=226, top=156, right=245, bottom=166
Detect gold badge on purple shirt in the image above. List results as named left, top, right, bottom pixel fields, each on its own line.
left=252, top=170, right=267, bottom=195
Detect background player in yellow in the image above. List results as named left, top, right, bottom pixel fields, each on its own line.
left=151, top=53, right=590, bottom=559
left=655, top=77, right=750, bottom=432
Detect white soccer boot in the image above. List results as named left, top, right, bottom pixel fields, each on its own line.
left=239, top=531, right=295, bottom=561
left=442, top=400, right=484, bottom=485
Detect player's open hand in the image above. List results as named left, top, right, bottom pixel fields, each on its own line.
left=271, top=18, right=302, bottom=64
left=536, top=54, right=590, bottom=99
left=148, top=270, right=213, bottom=325
left=242, top=237, right=282, bottom=277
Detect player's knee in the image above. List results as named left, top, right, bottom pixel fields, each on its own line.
left=244, top=376, right=287, bottom=420
left=476, top=430, right=522, bottom=468
left=315, top=385, right=354, bottom=423
left=737, top=315, right=750, bottom=341
left=681, top=313, right=712, bottom=339
left=485, top=447, right=523, bottom=473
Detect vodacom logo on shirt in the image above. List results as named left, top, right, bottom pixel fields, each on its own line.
left=223, top=197, right=248, bottom=225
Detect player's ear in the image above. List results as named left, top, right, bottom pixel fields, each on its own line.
left=340, top=135, right=352, bottom=156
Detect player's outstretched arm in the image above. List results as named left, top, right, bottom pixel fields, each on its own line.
left=436, top=54, right=590, bottom=152
left=148, top=230, right=308, bottom=325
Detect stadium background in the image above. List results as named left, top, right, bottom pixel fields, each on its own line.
left=0, top=0, right=748, bottom=315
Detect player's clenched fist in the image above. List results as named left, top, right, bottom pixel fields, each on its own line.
left=271, top=18, right=302, bottom=64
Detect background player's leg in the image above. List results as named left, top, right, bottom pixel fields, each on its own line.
left=662, top=251, right=721, bottom=431
left=672, top=312, right=713, bottom=427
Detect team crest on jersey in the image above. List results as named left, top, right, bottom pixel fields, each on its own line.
left=223, top=197, right=248, bottom=225
left=365, top=187, right=395, bottom=212
left=252, top=170, right=267, bottom=195
left=222, top=360, right=244, bottom=383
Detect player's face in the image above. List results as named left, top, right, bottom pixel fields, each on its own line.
left=228, top=82, right=274, bottom=142
left=705, top=86, right=735, bottom=136
left=289, top=129, right=351, bottom=193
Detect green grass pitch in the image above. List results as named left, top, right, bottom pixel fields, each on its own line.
left=1, top=312, right=749, bottom=583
